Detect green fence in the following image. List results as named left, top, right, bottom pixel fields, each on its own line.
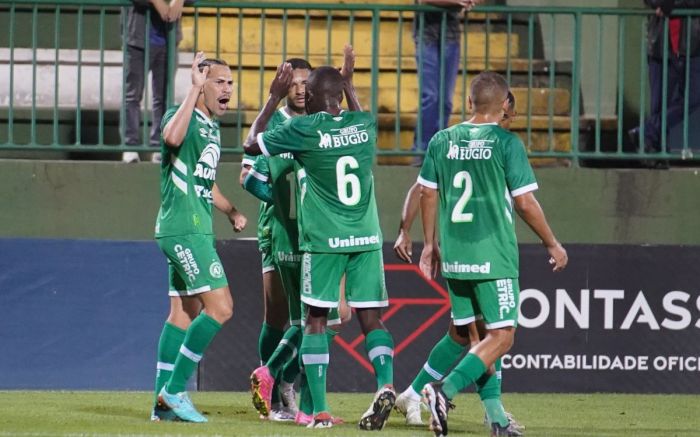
left=0, top=0, right=698, bottom=164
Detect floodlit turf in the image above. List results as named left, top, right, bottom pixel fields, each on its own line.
left=0, top=391, right=697, bottom=436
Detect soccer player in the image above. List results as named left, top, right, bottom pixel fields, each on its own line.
left=417, top=72, right=567, bottom=437
left=245, top=48, right=359, bottom=426
left=243, top=64, right=396, bottom=430
left=151, top=52, right=247, bottom=423
left=239, top=57, right=313, bottom=422
left=392, top=92, right=523, bottom=432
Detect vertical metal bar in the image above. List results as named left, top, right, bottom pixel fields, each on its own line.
left=216, top=7, right=221, bottom=58
left=683, top=15, right=691, bottom=155
left=416, top=11, right=424, bottom=150
left=371, top=8, right=380, bottom=116
left=326, top=10, right=332, bottom=64
left=485, top=13, right=491, bottom=69
left=506, top=13, right=512, bottom=83
left=259, top=10, right=266, bottom=107
left=461, top=13, right=468, bottom=120
left=595, top=15, right=603, bottom=153
left=7, top=3, right=15, bottom=144
left=570, top=12, right=582, bottom=166
left=120, top=7, right=127, bottom=146
left=638, top=18, right=647, bottom=154
left=349, top=10, right=355, bottom=46
left=194, top=7, right=199, bottom=52
left=143, top=9, right=150, bottom=147
left=547, top=14, right=556, bottom=151
left=98, top=8, right=105, bottom=145
left=31, top=4, right=38, bottom=145
left=660, top=16, right=669, bottom=154
left=236, top=8, right=243, bottom=148
left=54, top=5, right=61, bottom=146
left=282, top=9, right=288, bottom=61
left=395, top=12, right=403, bottom=151
left=616, top=15, right=626, bottom=152
left=76, top=4, right=83, bottom=145
left=438, top=11, right=447, bottom=129
left=526, top=13, right=534, bottom=151
left=304, top=10, right=310, bottom=60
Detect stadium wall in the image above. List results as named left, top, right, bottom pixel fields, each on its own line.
left=1, top=161, right=699, bottom=392
left=1, top=160, right=699, bottom=244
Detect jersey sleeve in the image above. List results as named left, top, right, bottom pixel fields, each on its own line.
left=241, top=153, right=256, bottom=168
left=258, top=117, right=306, bottom=157
left=417, top=134, right=440, bottom=189
left=504, top=135, right=538, bottom=196
left=160, top=106, right=178, bottom=132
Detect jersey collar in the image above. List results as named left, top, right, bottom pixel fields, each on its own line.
left=194, top=108, right=215, bottom=127
left=279, top=107, right=292, bottom=119
left=461, top=121, right=498, bottom=126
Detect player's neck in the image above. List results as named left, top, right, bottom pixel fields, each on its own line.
left=195, top=101, right=214, bottom=120
left=284, top=105, right=305, bottom=117
left=467, top=113, right=501, bottom=124
left=323, top=105, right=342, bottom=116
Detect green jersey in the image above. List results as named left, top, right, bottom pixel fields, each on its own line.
left=155, top=107, right=221, bottom=237
left=259, top=111, right=382, bottom=253
left=418, top=122, right=537, bottom=280
left=250, top=153, right=301, bottom=266
left=243, top=108, right=291, bottom=251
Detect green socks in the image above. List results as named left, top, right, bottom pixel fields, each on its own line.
left=165, top=313, right=222, bottom=394
left=478, top=358, right=508, bottom=426
left=267, top=325, right=302, bottom=379
left=442, top=352, right=487, bottom=399
left=258, top=322, right=284, bottom=365
left=154, top=322, right=186, bottom=404
left=365, top=329, right=395, bottom=389
left=300, top=332, right=330, bottom=414
left=410, top=334, right=465, bottom=394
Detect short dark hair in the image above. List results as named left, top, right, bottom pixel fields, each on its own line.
left=470, top=71, right=509, bottom=113
left=198, top=58, right=229, bottom=72
left=286, top=58, right=312, bottom=71
left=307, top=66, right=344, bottom=99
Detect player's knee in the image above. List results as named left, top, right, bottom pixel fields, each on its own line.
left=490, top=328, right=515, bottom=354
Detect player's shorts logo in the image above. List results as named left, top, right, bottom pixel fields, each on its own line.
left=209, top=261, right=224, bottom=279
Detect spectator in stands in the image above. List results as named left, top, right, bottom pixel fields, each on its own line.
left=412, top=0, right=484, bottom=166
left=122, top=0, right=192, bottom=163
left=629, top=0, right=700, bottom=163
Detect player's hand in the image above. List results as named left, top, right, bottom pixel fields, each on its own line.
left=192, top=51, right=208, bottom=88
left=459, top=0, right=481, bottom=11
left=228, top=210, right=247, bottom=233
left=269, top=62, right=293, bottom=100
left=340, top=44, right=355, bottom=85
left=546, top=241, right=568, bottom=272
left=393, top=229, right=413, bottom=263
left=419, top=244, right=441, bottom=279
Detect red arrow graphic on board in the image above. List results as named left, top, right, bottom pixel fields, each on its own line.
left=334, top=263, right=451, bottom=373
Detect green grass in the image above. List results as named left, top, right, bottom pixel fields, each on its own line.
left=0, top=391, right=697, bottom=436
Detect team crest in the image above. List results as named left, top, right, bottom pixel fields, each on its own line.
left=209, top=261, right=224, bottom=279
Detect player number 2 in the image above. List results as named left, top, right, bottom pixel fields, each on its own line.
left=336, top=156, right=360, bottom=206
left=451, top=171, right=474, bottom=223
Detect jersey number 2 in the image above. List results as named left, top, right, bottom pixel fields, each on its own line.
left=451, top=171, right=474, bottom=223
left=336, top=156, right=360, bottom=206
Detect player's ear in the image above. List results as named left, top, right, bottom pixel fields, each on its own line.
left=467, top=96, right=473, bottom=112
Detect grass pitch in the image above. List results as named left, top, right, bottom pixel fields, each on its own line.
left=0, top=391, right=697, bottom=436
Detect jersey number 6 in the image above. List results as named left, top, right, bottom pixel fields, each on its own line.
left=336, top=156, right=361, bottom=206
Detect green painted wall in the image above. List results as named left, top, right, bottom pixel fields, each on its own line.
left=2, top=160, right=698, bottom=245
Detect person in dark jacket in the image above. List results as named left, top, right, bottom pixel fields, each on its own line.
left=122, top=0, right=192, bottom=163
left=629, top=0, right=700, bottom=158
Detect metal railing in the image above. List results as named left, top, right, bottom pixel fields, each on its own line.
left=0, top=0, right=698, bottom=164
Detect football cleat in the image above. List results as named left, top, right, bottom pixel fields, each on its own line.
left=484, top=411, right=525, bottom=432
left=422, top=382, right=453, bottom=437
left=250, top=365, right=274, bottom=417
left=307, top=411, right=334, bottom=429
left=149, top=400, right=179, bottom=422
left=358, top=385, right=396, bottom=430
left=157, top=388, right=207, bottom=423
left=395, top=389, right=424, bottom=425
left=491, top=421, right=524, bottom=436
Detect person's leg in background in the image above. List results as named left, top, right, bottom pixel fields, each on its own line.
left=412, top=41, right=441, bottom=166
left=123, top=44, right=145, bottom=163
left=149, top=44, right=168, bottom=162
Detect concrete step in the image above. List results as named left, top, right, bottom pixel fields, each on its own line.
left=181, top=15, right=519, bottom=61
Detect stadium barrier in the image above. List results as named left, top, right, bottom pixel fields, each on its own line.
left=1, top=238, right=698, bottom=393
left=0, top=1, right=699, bottom=164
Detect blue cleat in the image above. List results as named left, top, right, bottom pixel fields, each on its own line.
left=158, top=388, right=208, bottom=423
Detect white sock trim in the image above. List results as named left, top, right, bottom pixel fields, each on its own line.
left=179, top=345, right=202, bottom=363
left=302, top=353, right=329, bottom=365
left=156, top=361, right=175, bottom=371
left=423, top=362, right=444, bottom=380
left=368, top=345, right=394, bottom=361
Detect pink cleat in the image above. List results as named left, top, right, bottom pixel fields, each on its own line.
left=250, top=366, right=274, bottom=417
left=295, top=411, right=313, bottom=426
